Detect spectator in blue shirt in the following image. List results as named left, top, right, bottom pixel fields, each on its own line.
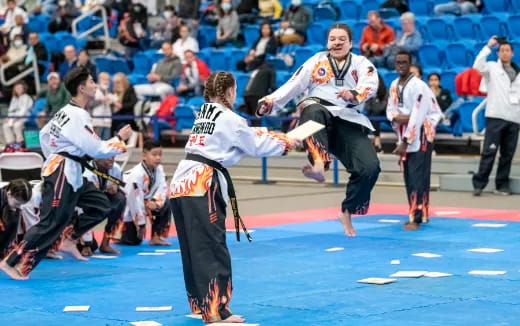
left=58, top=45, right=77, bottom=79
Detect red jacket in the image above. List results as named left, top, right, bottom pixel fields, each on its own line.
left=455, top=68, right=486, bottom=97
left=360, top=23, right=395, bottom=57
left=182, top=58, right=211, bottom=83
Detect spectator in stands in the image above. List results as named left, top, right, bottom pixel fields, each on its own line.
left=472, top=37, right=520, bottom=197
left=239, top=62, right=276, bottom=126
left=428, top=73, right=452, bottom=112
left=36, top=72, right=71, bottom=128
left=364, top=73, right=388, bottom=153
left=118, top=11, right=146, bottom=58
left=0, top=0, right=27, bottom=35
left=237, top=0, right=258, bottom=24
left=211, top=0, right=240, bottom=48
left=178, top=0, right=201, bottom=22
left=173, top=25, right=199, bottom=64
left=2, top=81, right=32, bottom=152
left=150, top=5, right=180, bottom=47
left=58, top=45, right=77, bottom=79
left=276, top=0, right=311, bottom=46
left=134, top=42, right=182, bottom=99
left=374, top=12, right=422, bottom=69
left=380, top=0, right=408, bottom=14
left=8, top=14, right=29, bottom=42
left=25, top=32, right=48, bottom=76
left=410, top=64, right=422, bottom=79
left=77, top=49, right=97, bottom=82
left=237, top=23, right=277, bottom=72
left=434, top=0, right=480, bottom=16
left=112, top=72, right=138, bottom=134
left=361, top=11, right=395, bottom=61
left=90, top=72, right=115, bottom=140
left=48, top=5, right=71, bottom=34
left=258, top=0, right=282, bottom=21
left=176, top=49, right=210, bottom=97
left=0, top=34, right=27, bottom=72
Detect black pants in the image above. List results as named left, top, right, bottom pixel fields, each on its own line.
left=240, top=95, right=262, bottom=127
left=0, top=208, right=20, bottom=260
left=473, top=117, right=520, bottom=190
left=403, top=140, right=433, bottom=224
left=171, top=174, right=233, bottom=323
left=4, top=162, right=110, bottom=275
left=300, top=104, right=381, bottom=214
left=120, top=199, right=172, bottom=245
left=104, top=190, right=127, bottom=237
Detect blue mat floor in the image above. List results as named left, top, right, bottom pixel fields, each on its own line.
left=1, top=214, right=519, bottom=326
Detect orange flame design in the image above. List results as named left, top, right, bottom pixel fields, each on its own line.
left=407, top=126, right=416, bottom=144
left=188, top=294, right=201, bottom=314
left=255, top=129, right=291, bottom=153
left=354, top=87, right=372, bottom=103
left=202, top=278, right=221, bottom=322
left=170, top=165, right=213, bottom=198
left=43, top=155, right=65, bottom=176
left=311, top=60, right=334, bottom=84
left=108, top=141, right=127, bottom=153
left=305, top=136, right=331, bottom=167
left=408, top=192, right=429, bottom=223
left=18, top=247, right=37, bottom=276
left=423, top=120, right=435, bottom=143
left=52, top=225, right=74, bottom=251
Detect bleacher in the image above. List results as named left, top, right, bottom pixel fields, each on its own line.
left=5, top=0, right=519, bottom=144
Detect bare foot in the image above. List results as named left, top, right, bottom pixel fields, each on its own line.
left=46, top=250, right=63, bottom=260
left=59, top=238, right=89, bottom=261
left=0, top=260, right=28, bottom=280
left=301, top=163, right=325, bottom=183
left=218, top=315, right=245, bottom=323
left=338, top=211, right=357, bottom=237
left=100, top=244, right=121, bottom=255
left=149, top=237, right=172, bottom=246
left=81, top=246, right=93, bottom=257
left=403, top=222, right=420, bottom=231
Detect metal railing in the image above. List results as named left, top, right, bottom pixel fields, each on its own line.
left=0, top=49, right=40, bottom=94
left=71, top=6, right=110, bottom=51
left=471, top=98, right=487, bottom=136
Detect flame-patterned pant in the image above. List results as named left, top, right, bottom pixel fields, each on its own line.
left=403, top=141, right=433, bottom=223
left=300, top=103, right=381, bottom=214
left=170, top=174, right=233, bottom=323
left=120, top=199, right=171, bottom=245
left=4, top=163, right=111, bottom=275
left=0, top=205, right=20, bottom=260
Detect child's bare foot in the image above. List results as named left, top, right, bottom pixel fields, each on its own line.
left=60, top=238, right=89, bottom=261
left=149, top=236, right=171, bottom=246
left=100, top=235, right=120, bottom=254
left=338, top=211, right=356, bottom=237
left=403, top=222, right=420, bottom=231
left=0, top=260, right=28, bottom=280
left=218, top=315, right=245, bottom=323
left=46, top=250, right=63, bottom=260
left=301, top=162, right=325, bottom=183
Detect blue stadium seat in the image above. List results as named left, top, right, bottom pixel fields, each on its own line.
left=39, top=33, right=59, bottom=53
left=352, top=21, right=366, bottom=44
left=187, top=97, right=205, bottom=110
left=457, top=101, right=485, bottom=133
left=445, top=43, right=471, bottom=69
left=208, top=49, right=228, bottom=71
left=126, top=74, right=147, bottom=85
left=266, top=55, right=290, bottom=70
left=512, top=0, right=520, bottom=11
left=95, top=57, right=112, bottom=74
left=379, top=8, right=400, bottom=19
left=507, top=15, right=520, bottom=40
left=440, top=70, right=458, bottom=95
left=408, top=0, right=433, bottom=16
left=293, top=47, right=314, bottom=71
left=174, top=105, right=196, bottom=131
left=243, top=25, right=259, bottom=48
left=383, top=71, right=398, bottom=87
left=473, top=43, right=497, bottom=62
left=229, top=48, right=248, bottom=71
left=482, top=0, right=508, bottom=13
left=453, top=16, right=478, bottom=40
left=425, top=17, right=454, bottom=42
left=418, top=44, right=444, bottom=69
left=276, top=71, right=292, bottom=88
left=197, top=25, right=216, bottom=48
left=111, top=58, right=131, bottom=74
left=233, top=72, right=251, bottom=97
left=306, top=22, right=328, bottom=45
left=27, top=14, right=50, bottom=32
left=313, top=7, right=338, bottom=21
left=132, top=52, right=151, bottom=75
left=359, top=0, right=380, bottom=19
left=478, top=15, right=508, bottom=42
left=339, top=0, right=359, bottom=20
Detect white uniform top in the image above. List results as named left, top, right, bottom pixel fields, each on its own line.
left=123, top=163, right=168, bottom=226
left=40, top=102, right=127, bottom=191
left=83, top=162, right=123, bottom=191
left=263, top=51, right=379, bottom=130
left=170, top=103, right=290, bottom=203
left=19, top=182, right=42, bottom=235
left=386, top=76, right=444, bottom=153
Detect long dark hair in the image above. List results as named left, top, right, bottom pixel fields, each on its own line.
left=258, top=22, right=273, bottom=38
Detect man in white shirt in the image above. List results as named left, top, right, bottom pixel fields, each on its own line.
left=0, top=0, right=27, bottom=35
left=173, top=25, right=199, bottom=64
left=472, top=37, right=520, bottom=196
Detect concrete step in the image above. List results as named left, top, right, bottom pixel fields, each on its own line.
left=440, top=174, right=520, bottom=194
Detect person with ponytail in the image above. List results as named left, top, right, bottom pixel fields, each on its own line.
left=257, top=23, right=381, bottom=237
left=0, top=179, right=32, bottom=262
left=170, top=71, right=299, bottom=324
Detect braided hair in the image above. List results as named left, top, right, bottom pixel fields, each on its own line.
left=203, top=71, right=235, bottom=109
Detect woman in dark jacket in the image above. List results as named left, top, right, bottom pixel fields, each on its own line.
left=428, top=72, right=453, bottom=112
left=236, top=22, right=277, bottom=72
left=364, top=73, right=388, bottom=152
left=111, top=73, right=138, bottom=135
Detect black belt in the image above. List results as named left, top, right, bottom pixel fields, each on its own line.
left=186, top=153, right=252, bottom=242
left=57, top=152, right=126, bottom=187
left=297, top=97, right=336, bottom=107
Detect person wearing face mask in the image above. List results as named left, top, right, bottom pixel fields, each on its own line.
left=211, top=0, right=240, bottom=48
left=276, top=0, right=311, bottom=45
left=0, top=0, right=27, bottom=35
left=257, top=23, right=380, bottom=238
left=173, top=24, right=199, bottom=64
left=1, top=34, right=27, bottom=68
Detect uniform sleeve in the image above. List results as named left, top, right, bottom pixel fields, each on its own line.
left=62, top=111, right=126, bottom=158
left=473, top=46, right=492, bottom=77
left=386, top=82, right=399, bottom=128
left=403, top=83, right=430, bottom=144
left=262, top=55, right=313, bottom=111
left=233, top=121, right=290, bottom=157
left=123, top=170, right=147, bottom=226
left=350, top=57, right=378, bottom=105
left=152, top=166, right=168, bottom=207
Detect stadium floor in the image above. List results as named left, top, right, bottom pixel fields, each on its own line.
left=1, top=203, right=519, bottom=326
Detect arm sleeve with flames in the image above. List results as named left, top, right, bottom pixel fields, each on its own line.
left=152, top=165, right=168, bottom=208
left=403, top=83, right=430, bottom=144
left=386, top=81, right=400, bottom=130
left=234, top=123, right=289, bottom=157
left=123, top=170, right=147, bottom=226
left=350, top=57, right=378, bottom=106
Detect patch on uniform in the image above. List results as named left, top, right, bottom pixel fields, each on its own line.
left=351, top=69, right=358, bottom=83
left=311, top=60, right=333, bottom=84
